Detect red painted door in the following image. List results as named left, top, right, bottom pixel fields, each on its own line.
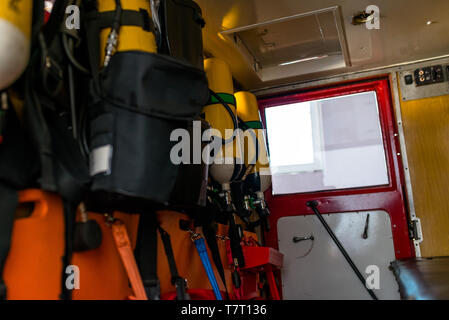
left=258, top=77, right=415, bottom=260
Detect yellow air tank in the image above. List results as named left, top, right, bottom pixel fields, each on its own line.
left=0, top=0, right=33, bottom=90
left=98, top=0, right=157, bottom=66
left=235, top=91, right=271, bottom=194
left=203, top=58, right=244, bottom=185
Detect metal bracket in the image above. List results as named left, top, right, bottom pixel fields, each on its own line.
left=410, top=217, right=423, bottom=257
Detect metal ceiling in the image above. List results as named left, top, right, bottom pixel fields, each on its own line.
left=196, top=0, right=449, bottom=91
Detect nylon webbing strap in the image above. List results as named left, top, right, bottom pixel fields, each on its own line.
left=207, top=93, right=236, bottom=107
left=0, top=185, right=18, bottom=300
left=96, top=9, right=154, bottom=32
left=83, top=3, right=101, bottom=93
left=228, top=218, right=245, bottom=268
left=203, top=225, right=229, bottom=299
left=157, top=226, right=189, bottom=300
left=59, top=200, right=77, bottom=300
left=135, top=213, right=160, bottom=300
left=111, top=220, right=148, bottom=300
left=193, top=237, right=222, bottom=300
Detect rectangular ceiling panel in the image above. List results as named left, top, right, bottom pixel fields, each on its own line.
left=221, top=6, right=350, bottom=81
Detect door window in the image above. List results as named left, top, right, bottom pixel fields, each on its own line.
left=265, top=91, right=389, bottom=195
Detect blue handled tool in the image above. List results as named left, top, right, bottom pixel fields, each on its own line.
left=191, top=232, right=223, bottom=300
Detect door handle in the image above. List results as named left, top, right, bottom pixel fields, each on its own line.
left=292, top=235, right=314, bottom=243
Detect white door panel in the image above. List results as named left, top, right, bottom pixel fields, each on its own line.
left=278, top=211, right=400, bottom=300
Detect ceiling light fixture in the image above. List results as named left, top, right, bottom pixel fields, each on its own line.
left=352, top=11, right=375, bottom=25
left=279, top=55, right=329, bottom=66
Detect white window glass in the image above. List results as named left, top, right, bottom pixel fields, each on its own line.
left=265, top=91, right=389, bottom=195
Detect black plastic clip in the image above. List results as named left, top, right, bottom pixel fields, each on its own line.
left=144, top=279, right=161, bottom=300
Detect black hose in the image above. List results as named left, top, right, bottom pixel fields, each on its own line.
left=67, top=63, right=78, bottom=139
left=78, top=104, right=90, bottom=159
left=238, top=117, right=258, bottom=173
left=306, top=201, right=379, bottom=300
left=102, top=0, right=122, bottom=68
left=208, top=90, right=238, bottom=145
left=112, top=0, right=123, bottom=33
left=62, top=33, right=90, bottom=74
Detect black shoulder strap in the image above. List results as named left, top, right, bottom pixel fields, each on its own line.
left=0, top=185, right=18, bottom=300
left=135, top=213, right=160, bottom=300
left=0, top=96, right=39, bottom=300
left=52, top=122, right=90, bottom=300
left=23, top=53, right=57, bottom=192
left=23, top=17, right=90, bottom=298
left=228, top=217, right=245, bottom=268
left=97, top=9, right=154, bottom=32
left=135, top=214, right=190, bottom=300
left=31, top=0, right=45, bottom=46
left=157, top=226, right=190, bottom=300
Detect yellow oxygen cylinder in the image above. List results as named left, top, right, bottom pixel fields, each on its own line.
left=203, top=58, right=244, bottom=185
left=98, top=0, right=157, bottom=66
left=0, top=0, right=33, bottom=90
left=235, top=91, right=271, bottom=193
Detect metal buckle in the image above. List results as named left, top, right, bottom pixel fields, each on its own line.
left=104, top=213, right=118, bottom=227
left=188, top=230, right=201, bottom=242
left=172, top=276, right=187, bottom=287
left=173, top=277, right=190, bottom=300
left=144, top=279, right=160, bottom=300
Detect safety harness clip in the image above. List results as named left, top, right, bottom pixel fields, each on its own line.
left=188, top=229, right=201, bottom=242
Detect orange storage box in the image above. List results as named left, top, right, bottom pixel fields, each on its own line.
left=3, top=189, right=249, bottom=300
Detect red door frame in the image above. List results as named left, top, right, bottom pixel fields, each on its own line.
left=258, top=77, right=415, bottom=260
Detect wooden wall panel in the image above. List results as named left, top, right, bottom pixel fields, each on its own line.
left=399, top=84, right=449, bottom=257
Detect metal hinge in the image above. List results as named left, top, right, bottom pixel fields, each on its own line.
left=409, top=217, right=423, bottom=257
left=409, top=218, right=423, bottom=241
